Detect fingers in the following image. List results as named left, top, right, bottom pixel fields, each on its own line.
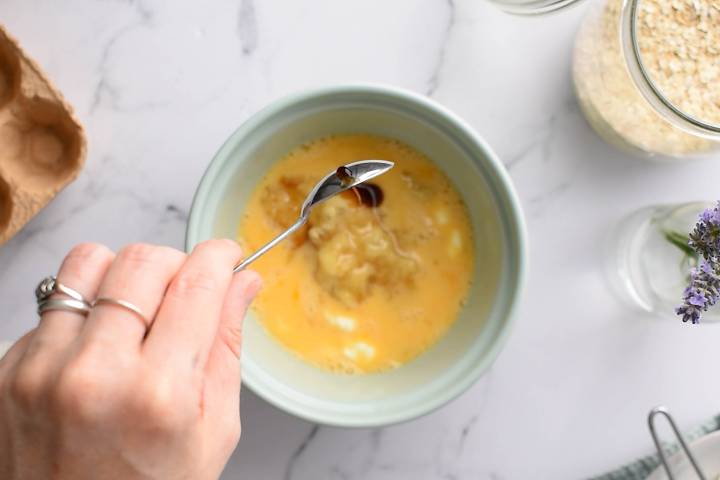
left=33, top=243, right=115, bottom=347
left=9, top=244, right=115, bottom=401
left=80, top=244, right=186, bottom=351
left=144, top=240, right=243, bottom=373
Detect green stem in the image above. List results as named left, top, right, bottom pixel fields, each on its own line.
left=663, top=230, right=696, bottom=258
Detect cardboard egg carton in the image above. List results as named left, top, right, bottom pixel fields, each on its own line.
left=0, top=26, right=86, bottom=245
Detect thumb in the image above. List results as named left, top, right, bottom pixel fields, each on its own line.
left=216, top=270, right=262, bottom=361
left=204, top=269, right=262, bottom=409
left=202, top=270, right=262, bottom=462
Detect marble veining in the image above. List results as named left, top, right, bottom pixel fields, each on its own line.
left=237, top=0, right=258, bottom=56
left=426, top=0, right=456, bottom=96
left=285, top=425, right=321, bottom=480
left=1, top=0, right=720, bottom=479
left=90, top=1, right=157, bottom=113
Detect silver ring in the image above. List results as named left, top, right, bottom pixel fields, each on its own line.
left=38, top=298, right=92, bottom=317
left=35, top=276, right=87, bottom=304
left=93, top=297, right=150, bottom=327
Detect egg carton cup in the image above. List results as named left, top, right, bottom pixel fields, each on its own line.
left=0, top=25, right=86, bottom=245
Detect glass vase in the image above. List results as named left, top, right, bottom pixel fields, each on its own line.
left=606, top=202, right=720, bottom=322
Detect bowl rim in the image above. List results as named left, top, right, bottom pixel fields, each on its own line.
left=186, top=83, right=528, bottom=427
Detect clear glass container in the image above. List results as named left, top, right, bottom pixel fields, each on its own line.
left=573, top=0, right=720, bottom=158
left=606, top=202, right=720, bottom=322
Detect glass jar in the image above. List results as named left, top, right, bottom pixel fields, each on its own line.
left=573, top=0, right=720, bottom=158
left=606, top=202, right=720, bottom=322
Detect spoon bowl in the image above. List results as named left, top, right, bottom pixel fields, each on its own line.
left=233, top=159, right=394, bottom=272
left=300, top=160, right=393, bottom=217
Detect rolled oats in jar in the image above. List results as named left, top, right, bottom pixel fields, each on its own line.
left=573, top=0, right=720, bottom=158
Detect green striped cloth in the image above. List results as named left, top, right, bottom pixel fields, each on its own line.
left=590, top=414, right=720, bottom=479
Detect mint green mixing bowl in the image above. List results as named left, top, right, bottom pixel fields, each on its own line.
left=186, top=85, right=527, bottom=427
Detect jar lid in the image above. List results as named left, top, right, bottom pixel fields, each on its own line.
left=488, top=0, right=584, bottom=15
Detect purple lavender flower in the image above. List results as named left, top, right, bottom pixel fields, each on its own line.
left=688, top=202, right=720, bottom=261
left=677, top=202, right=720, bottom=324
left=676, top=261, right=720, bottom=323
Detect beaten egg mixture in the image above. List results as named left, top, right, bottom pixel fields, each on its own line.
left=239, top=134, right=474, bottom=374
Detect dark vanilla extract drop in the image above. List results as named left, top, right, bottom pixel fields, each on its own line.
left=336, top=166, right=354, bottom=187
left=352, top=183, right=384, bottom=208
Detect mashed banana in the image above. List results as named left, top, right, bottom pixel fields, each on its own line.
left=308, top=195, right=419, bottom=306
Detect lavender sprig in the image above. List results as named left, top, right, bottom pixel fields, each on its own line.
left=676, top=201, right=720, bottom=324
left=677, top=261, right=720, bottom=324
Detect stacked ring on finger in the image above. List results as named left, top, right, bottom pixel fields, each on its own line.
left=35, top=275, right=93, bottom=317
left=93, top=297, right=150, bottom=327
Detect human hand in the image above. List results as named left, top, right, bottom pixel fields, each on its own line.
left=0, top=240, right=261, bottom=480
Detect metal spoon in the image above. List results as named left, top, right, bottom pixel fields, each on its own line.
left=233, top=159, right=394, bottom=272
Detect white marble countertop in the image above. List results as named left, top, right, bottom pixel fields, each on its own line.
left=2, top=0, right=720, bottom=478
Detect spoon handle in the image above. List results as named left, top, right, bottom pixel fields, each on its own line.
left=233, top=217, right=307, bottom=272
